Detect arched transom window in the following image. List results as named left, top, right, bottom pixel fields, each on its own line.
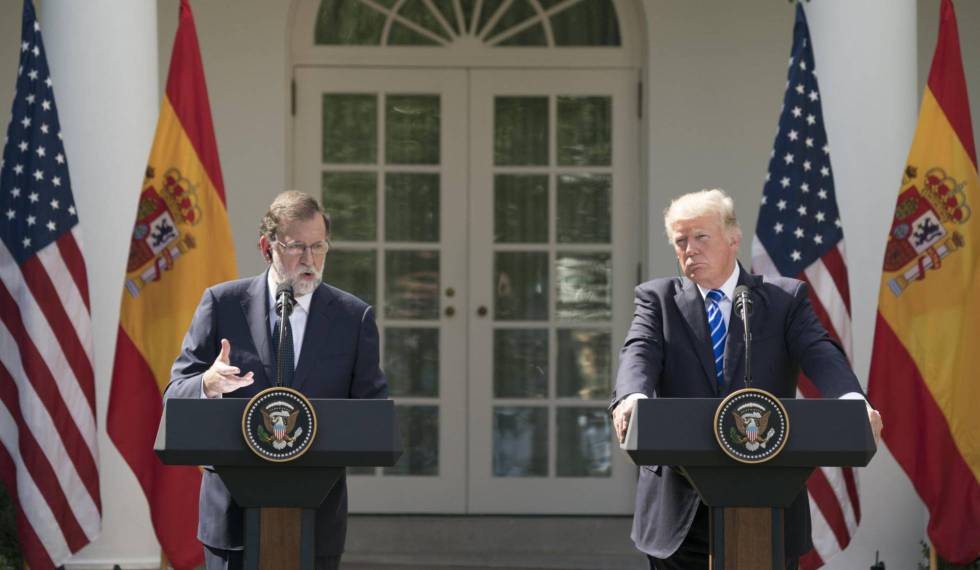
left=314, top=0, right=621, bottom=48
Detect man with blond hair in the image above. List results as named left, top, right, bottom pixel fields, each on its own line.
left=165, top=190, right=387, bottom=570
left=610, top=188, right=881, bottom=570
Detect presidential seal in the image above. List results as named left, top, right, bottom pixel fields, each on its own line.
left=713, top=388, right=789, bottom=464
left=242, top=387, right=317, bottom=462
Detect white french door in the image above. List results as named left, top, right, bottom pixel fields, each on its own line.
left=293, top=66, right=639, bottom=514
left=467, top=69, right=638, bottom=513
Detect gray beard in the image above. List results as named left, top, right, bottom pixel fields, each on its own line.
left=294, top=276, right=322, bottom=297
left=270, top=262, right=321, bottom=297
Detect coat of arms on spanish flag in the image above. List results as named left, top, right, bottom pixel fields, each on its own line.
left=106, top=1, right=237, bottom=568
left=868, top=0, right=980, bottom=564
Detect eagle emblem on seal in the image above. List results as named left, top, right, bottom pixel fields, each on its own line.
left=257, top=404, right=304, bottom=450
left=730, top=404, right=775, bottom=451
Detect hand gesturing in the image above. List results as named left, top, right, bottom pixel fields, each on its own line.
left=202, top=338, right=254, bottom=398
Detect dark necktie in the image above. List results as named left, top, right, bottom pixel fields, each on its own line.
left=706, top=289, right=727, bottom=389
left=272, top=316, right=294, bottom=387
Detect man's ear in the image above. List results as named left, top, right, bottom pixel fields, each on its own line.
left=259, top=236, right=272, bottom=262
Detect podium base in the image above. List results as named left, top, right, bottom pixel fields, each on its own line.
left=710, top=507, right=784, bottom=570
left=244, top=507, right=316, bottom=570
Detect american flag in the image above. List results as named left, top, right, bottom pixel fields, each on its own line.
left=751, top=5, right=859, bottom=569
left=0, top=2, right=101, bottom=568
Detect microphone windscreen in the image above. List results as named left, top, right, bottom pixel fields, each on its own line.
left=733, top=285, right=753, bottom=316
left=275, top=280, right=295, bottom=315
left=276, top=280, right=294, bottom=298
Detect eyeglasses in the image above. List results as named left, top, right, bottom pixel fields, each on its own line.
left=272, top=239, right=330, bottom=258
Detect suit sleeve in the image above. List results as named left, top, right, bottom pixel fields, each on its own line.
left=350, top=305, right=388, bottom=399
left=164, top=288, right=218, bottom=400
left=783, top=281, right=864, bottom=398
left=610, top=285, right=665, bottom=410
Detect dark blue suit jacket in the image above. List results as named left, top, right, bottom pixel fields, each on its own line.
left=611, top=264, right=861, bottom=559
left=163, top=272, right=388, bottom=555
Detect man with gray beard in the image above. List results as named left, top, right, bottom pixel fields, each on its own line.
left=164, top=190, right=388, bottom=570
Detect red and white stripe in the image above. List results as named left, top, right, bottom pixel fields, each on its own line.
left=0, top=226, right=101, bottom=569
left=752, top=239, right=860, bottom=569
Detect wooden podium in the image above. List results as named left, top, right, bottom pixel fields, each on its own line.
left=155, top=398, right=401, bottom=569
left=622, top=397, right=875, bottom=569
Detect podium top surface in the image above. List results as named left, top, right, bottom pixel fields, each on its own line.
left=622, top=397, right=876, bottom=468
left=154, top=398, right=401, bottom=468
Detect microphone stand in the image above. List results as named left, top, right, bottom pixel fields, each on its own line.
left=734, top=286, right=753, bottom=389
left=741, top=303, right=752, bottom=388
left=275, top=284, right=295, bottom=388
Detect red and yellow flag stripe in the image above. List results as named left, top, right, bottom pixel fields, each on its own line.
left=107, top=1, right=236, bottom=568
left=868, top=0, right=980, bottom=564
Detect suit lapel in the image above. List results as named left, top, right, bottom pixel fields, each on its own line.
left=291, top=284, right=336, bottom=392
left=242, top=272, right=275, bottom=385
left=674, top=278, right=718, bottom=394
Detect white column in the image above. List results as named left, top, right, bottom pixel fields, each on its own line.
left=43, top=1, right=161, bottom=567
left=796, top=1, right=924, bottom=569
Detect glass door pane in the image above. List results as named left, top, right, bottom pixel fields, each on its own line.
left=468, top=69, right=640, bottom=514
left=294, top=68, right=468, bottom=513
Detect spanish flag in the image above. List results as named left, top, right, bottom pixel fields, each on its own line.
left=106, top=1, right=236, bottom=567
left=867, top=0, right=980, bottom=564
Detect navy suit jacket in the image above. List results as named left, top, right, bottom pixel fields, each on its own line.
left=610, top=264, right=861, bottom=559
left=164, top=272, right=388, bottom=555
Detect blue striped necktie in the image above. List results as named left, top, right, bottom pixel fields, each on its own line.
left=705, top=289, right=727, bottom=388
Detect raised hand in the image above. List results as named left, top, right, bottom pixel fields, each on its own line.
left=202, top=338, right=254, bottom=398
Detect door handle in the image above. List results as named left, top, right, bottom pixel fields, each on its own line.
left=476, top=306, right=488, bottom=317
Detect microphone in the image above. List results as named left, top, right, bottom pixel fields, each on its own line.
left=732, top=285, right=753, bottom=387
left=733, top=285, right=753, bottom=319
left=275, top=280, right=295, bottom=319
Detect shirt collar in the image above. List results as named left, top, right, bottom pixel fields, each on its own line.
left=696, top=263, right=740, bottom=302
left=266, top=270, right=312, bottom=316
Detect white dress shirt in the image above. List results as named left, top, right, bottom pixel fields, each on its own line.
left=266, top=271, right=312, bottom=369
